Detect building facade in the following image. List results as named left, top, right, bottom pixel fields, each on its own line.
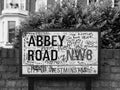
left=0, top=0, right=118, bottom=48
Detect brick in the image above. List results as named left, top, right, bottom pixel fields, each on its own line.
left=0, top=49, right=1, bottom=58
left=15, top=81, right=22, bottom=87
left=114, top=50, right=120, bottom=59
left=0, top=80, right=6, bottom=87
left=68, top=81, right=85, bottom=87
left=102, top=49, right=114, bottom=59
left=100, top=81, right=111, bottom=87
left=35, top=80, right=68, bottom=87
left=15, top=49, right=19, bottom=58
left=101, top=50, right=107, bottom=59
left=62, top=87, right=85, bottom=90
left=101, top=58, right=116, bottom=66
left=16, top=80, right=28, bottom=87
left=92, top=87, right=110, bottom=90
left=111, top=67, right=120, bottom=73
left=100, top=73, right=111, bottom=80
left=116, top=88, right=120, bottom=90
left=0, top=66, right=8, bottom=72
left=16, top=57, right=19, bottom=64
left=111, top=81, right=120, bottom=88
left=110, top=88, right=117, bottom=90
left=1, top=49, right=8, bottom=58
left=7, top=66, right=17, bottom=72
left=22, top=87, right=28, bottom=90
left=0, top=58, right=2, bottom=65
left=2, top=72, right=19, bottom=79
left=0, top=88, right=8, bottom=90
left=111, top=74, right=120, bottom=80
left=36, top=87, right=85, bottom=90
left=102, top=59, right=120, bottom=66
left=115, top=60, right=120, bottom=66
left=2, top=58, right=18, bottom=65
left=6, top=80, right=16, bottom=87
left=8, top=88, right=21, bottom=90
left=0, top=73, right=2, bottom=79
left=101, top=65, right=111, bottom=73
left=108, top=59, right=116, bottom=66
left=92, top=81, right=100, bottom=87
left=35, top=87, right=50, bottom=90
left=8, top=49, right=15, bottom=58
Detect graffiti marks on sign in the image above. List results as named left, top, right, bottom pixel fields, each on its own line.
left=22, top=31, right=98, bottom=75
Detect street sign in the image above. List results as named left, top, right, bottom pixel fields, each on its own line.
left=20, top=29, right=100, bottom=77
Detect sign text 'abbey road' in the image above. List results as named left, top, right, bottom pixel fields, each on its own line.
left=20, top=30, right=99, bottom=76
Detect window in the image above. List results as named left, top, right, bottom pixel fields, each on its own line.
left=63, top=0, right=77, bottom=6
left=8, top=21, right=16, bottom=43
left=87, top=0, right=117, bottom=7
left=114, top=0, right=119, bottom=7
left=98, top=0, right=118, bottom=7
left=98, top=0, right=104, bottom=3
left=20, top=0, right=26, bottom=10
left=89, top=0, right=97, bottom=4
left=35, top=0, right=47, bottom=12
left=5, top=0, right=26, bottom=10
left=35, top=0, right=77, bottom=11
left=87, top=0, right=98, bottom=5
left=55, top=0, right=77, bottom=6
left=55, top=0, right=63, bottom=6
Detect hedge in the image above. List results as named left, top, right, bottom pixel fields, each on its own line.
left=15, top=0, right=120, bottom=49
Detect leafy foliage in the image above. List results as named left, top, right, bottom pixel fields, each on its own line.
left=15, top=0, right=120, bottom=49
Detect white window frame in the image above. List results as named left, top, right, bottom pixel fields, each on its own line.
left=60, top=0, right=63, bottom=6
left=19, top=0, right=26, bottom=10
left=87, top=0, right=99, bottom=5
left=87, top=0, right=115, bottom=7
left=112, top=0, right=119, bottom=7
left=8, top=21, right=16, bottom=44
left=4, top=0, right=26, bottom=10
left=56, top=0, right=77, bottom=7
left=112, top=0, right=114, bottom=7
left=0, top=17, right=21, bottom=48
left=35, top=0, right=47, bottom=12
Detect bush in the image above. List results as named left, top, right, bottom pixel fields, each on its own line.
left=15, top=0, right=120, bottom=49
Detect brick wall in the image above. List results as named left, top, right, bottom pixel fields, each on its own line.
left=0, top=48, right=28, bottom=90
left=0, top=49, right=120, bottom=90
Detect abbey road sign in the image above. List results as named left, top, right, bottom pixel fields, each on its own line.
left=20, top=29, right=100, bottom=76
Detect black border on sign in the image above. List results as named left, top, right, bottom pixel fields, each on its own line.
left=19, top=28, right=100, bottom=78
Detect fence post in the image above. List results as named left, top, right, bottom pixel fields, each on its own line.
left=28, top=77, right=34, bottom=90
left=85, top=78, right=92, bottom=90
